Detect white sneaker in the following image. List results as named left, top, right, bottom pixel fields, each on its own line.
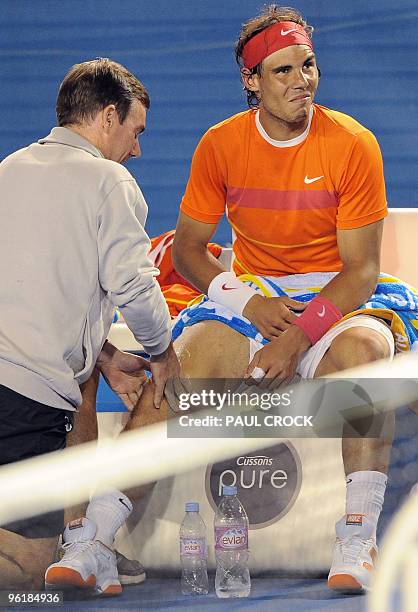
left=55, top=538, right=146, bottom=586
left=45, top=518, right=122, bottom=596
left=91, top=540, right=121, bottom=596
left=328, top=514, right=378, bottom=593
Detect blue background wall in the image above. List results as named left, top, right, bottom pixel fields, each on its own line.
left=1, top=0, right=417, bottom=243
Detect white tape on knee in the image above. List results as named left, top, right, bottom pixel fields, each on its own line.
left=208, top=271, right=258, bottom=316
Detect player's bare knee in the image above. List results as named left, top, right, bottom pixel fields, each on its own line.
left=331, top=327, right=391, bottom=369
left=176, top=321, right=247, bottom=378
left=176, top=322, right=224, bottom=376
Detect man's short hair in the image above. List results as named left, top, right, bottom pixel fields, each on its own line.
left=56, top=58, right=150, bottom=127
left=235, top=5, right=314, bottom=108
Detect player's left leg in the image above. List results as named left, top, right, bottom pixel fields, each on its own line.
left=314, top=323, right=395, bottom=593
left=119, top=320, right=251, bottom=505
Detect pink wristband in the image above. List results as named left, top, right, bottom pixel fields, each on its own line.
left=293, top=296, right=343, bottom=345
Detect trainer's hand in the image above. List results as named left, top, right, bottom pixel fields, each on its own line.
left=244, top=326, right=310, bottom=389
left=243, top=294, right=307, bottom=340
left=150, top=342, right=181, bottom=409
left=97, top=341, right=150, bottom=411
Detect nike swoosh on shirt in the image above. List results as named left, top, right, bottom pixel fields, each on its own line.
left=317, top=305, right=326, bottom=318
left=222, top=284, right=238, bottom=291
left=304, top=175, right=324, bottom=184
left=281, top=28, right=298, bottom=36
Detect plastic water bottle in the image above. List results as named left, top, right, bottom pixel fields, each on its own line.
left=180, top=502, right=209, bottom=595
left=214, top=485, right=251, bottom=598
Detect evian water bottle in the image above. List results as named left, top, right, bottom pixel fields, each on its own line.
left=179, top=502, right=209, bottom=595
left=214, top=485, right=251, bottom=598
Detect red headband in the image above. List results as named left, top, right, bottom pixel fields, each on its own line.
left=242, top=21, right=313, bottom=70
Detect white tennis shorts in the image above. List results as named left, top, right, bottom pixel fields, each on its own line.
left=248, top=314, right=395, bottom=379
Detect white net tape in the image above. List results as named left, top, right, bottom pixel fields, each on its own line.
left=368, top=489, right=418, bottom=612
left=0, top=351, right=417, bottom=534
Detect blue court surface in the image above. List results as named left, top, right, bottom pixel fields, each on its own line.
left=14, top=579, right=369, bottom=611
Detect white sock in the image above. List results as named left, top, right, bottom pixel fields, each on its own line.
left=86, top=490, right=132, bottom=547
left=345, top=470, right=387, bottom=538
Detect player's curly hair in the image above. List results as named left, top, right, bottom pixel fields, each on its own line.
left=235, top=5, right=314, bottom=108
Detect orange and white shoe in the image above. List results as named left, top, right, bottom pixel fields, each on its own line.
left=45, top=518, right=121, bottom=596
left=328, top=514, right=377, bottom=593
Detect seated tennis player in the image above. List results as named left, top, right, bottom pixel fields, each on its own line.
left=45, top=4, right=418, bottom=596
left=123, top=5, right=418, bottom=594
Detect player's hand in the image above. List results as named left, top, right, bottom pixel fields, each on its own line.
left=242, top=294, right=307, bottom=340
left=150, top=342, right=181, bottom=409
left=97, top=341, right=150, bottom=411
left=244, top=326, right=311, bottom=389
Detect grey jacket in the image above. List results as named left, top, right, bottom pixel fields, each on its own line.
left=0, top=127, right=171, bottom=409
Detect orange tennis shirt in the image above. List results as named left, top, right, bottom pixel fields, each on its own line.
left=180, top=104, right=387, bottom=277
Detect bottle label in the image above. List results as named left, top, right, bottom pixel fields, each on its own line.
left=180, top=537, right=206, bottom=557
left=215, top=526, right=248, bottom=550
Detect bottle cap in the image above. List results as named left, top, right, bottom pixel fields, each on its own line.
left=222, top=485, right=237, bottom=496
left=185, top=502, right=199, bottom=512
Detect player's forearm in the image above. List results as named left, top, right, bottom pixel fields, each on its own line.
left=289, top=262, right=379, bottom=349
left=173, top=242, right=226, bottom=294
left=318, top=262, right=380, bottom=314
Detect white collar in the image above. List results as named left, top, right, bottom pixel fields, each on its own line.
left=38, top=127, right=104, bottom=158
left=255, top=106, right=314, bottom=148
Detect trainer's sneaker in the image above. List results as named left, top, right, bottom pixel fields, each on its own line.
left=116, top=551, right=146, bottom=585
left=56, top=537, right=146, bottom=586
left=45, top=518, right=121, bottom=596
left=328, top=514, right=378, bottom=593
